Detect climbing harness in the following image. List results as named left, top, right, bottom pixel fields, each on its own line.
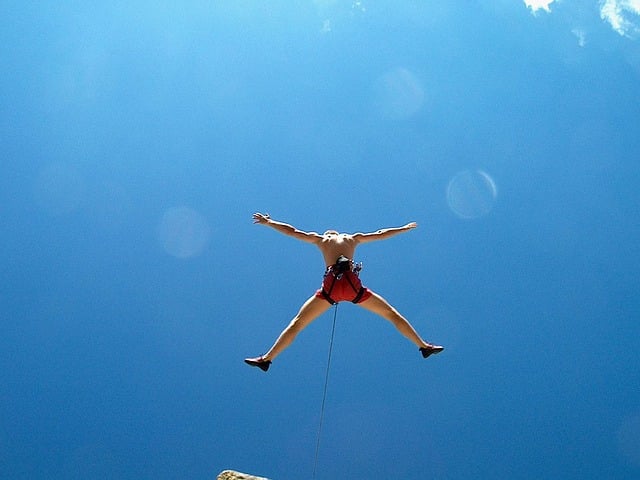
left=312, top=303, right=338, bottom=480
left=320, top=255, right=365, bottom=305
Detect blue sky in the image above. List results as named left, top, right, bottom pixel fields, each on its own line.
left=2, top=1, right=640, bottom=479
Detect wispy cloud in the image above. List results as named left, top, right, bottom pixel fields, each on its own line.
left=524, top=0, right=555, bottom=13
left=600, top=0, right=640, bottom=37
left=572, top=28, right=588, bottom=46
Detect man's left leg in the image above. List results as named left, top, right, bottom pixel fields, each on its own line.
left=357, top=291, right=443, bottom=356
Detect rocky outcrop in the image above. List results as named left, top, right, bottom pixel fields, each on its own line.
left=217, top=470, right=270, bottom=480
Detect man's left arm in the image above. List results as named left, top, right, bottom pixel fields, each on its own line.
left=352, top=222, right=417, bottom=244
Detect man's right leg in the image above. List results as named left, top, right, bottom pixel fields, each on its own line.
left=246, top=295, right=332, bottom=368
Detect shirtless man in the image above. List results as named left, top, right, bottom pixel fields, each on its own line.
left=244, top=213, right=443, bottom=371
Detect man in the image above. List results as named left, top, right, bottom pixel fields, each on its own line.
left=244, top=212, right=443, bottom=371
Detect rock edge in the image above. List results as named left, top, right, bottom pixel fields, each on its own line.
left=217, top=470, right=270, bottom=480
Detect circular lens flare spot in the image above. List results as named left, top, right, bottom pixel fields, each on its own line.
left=447, top=170, right=497, bottom=220
left=158, top=206, right=211, bottom=259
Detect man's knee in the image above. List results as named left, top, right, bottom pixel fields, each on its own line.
left=288, top=309, right=317, bottom=332
left=371, top=297, right=397, bottom=317
left=378, top=303, right=404, bottom=323
left=287, top=316, right=304, bottom=333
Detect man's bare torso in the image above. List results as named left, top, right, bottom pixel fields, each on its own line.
left=317, top=232, right=359, bottom=267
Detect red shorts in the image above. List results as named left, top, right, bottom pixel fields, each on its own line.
left=315, top=270, right=372, bottom=304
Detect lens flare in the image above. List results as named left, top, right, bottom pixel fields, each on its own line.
left=158, top=206, right=211, bottom=259
left=446, top=170, right=497, bottom=220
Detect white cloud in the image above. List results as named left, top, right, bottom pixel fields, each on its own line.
left=572, top=27, right=587, bottom=46
left=524, top=0, right=555, bottom=13
left=600, top=0, right=640, bottom=37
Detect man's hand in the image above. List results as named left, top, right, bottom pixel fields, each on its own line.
left=253, top=212, right=271, bottom=225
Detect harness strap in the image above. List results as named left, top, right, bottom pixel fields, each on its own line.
left=344, top=273, right=366, bottom=304
left=321, top=289, right=337, bottom=305
left=351, top=286, right=366, bottom=304
left=321, top=273, right=338, bottom=305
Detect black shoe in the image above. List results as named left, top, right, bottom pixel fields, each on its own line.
left=420, top=345, right=444, bottom=359
left=244, top=356, right=272, bottom=372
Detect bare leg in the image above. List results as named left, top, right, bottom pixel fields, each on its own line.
left=357, top=291, right=440, bottom=350
left=259, top=295, right=332, bottom=362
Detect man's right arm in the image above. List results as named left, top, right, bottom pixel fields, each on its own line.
left=253, top=212, right=321, bottom=244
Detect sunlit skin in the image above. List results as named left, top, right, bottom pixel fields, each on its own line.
left=245, top=212, right=443, bottom=369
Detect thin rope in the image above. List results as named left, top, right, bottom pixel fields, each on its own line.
left=312, top=303, right=339, bottom=480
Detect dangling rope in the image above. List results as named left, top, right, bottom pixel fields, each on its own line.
left=312, top=303, right=339, bottom=480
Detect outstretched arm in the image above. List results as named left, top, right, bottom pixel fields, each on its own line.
left=252, top=212, right=322, bottom=244
left=353, top=222, right=418, bottom=244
